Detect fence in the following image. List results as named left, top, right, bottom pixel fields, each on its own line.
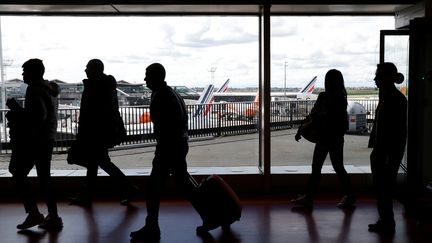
left=0, top=98, right=378, bottom=153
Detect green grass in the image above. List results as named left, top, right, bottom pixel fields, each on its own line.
left=346, top=89, right=379, bottom=96
left=314, top=88, right=379, bottom=96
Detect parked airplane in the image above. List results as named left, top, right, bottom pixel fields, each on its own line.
left=216, top=91, right=259, bottom=120
left=193, top=78, right=230, bottom=117
left=216, top=79, right=230, bottom=93
left=271, top=76, right=318, bottom=100
left=213, top=76, right=317, bottom=103
left=137, top=79, right=230, bottom=123
left=217, top=76, right=318, bottom=120
left=397, top=79, right=408, bottom=96
left=193, top=84, right=215, bottom=117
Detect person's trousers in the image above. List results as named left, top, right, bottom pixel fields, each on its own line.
left=306, top=137, right=353, bottom=198
left=370, top=148, right=402, bottom=223
left=13, top=139, right=58, bottom=215
left=84, top=147, right=132, bottom=196
left=145, top=141, right=195, bottom=225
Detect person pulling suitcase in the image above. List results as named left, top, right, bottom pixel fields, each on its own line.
left=130, top=63, right=195, bottom=242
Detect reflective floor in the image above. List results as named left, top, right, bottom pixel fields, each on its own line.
left=0, top=195, right=431, bottom=243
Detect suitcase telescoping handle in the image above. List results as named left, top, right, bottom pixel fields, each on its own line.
left=189, top=174, right=199, bottom=188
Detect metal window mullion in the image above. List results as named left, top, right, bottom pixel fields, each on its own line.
left=260, top=4, right=271, bottom=179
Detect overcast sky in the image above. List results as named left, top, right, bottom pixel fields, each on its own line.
left=0, top=16, right=397, bottom=89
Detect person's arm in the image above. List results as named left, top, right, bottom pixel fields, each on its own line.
left=6, top=98, right=23, bottom=111
left=310, top=92, right=325, bottom=119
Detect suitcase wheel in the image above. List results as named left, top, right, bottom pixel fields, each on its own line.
left=196, top=225, right=209, bottom=235
left=221, top=224, right=231, bottom=232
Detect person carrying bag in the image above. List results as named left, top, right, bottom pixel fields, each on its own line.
left=295, top=110, right=323, bottom=144
left=292, top=69, right=355, bottom=209
left=68, top=59, right=138, bottom=207
left=67, top=97, right=126, bottom=167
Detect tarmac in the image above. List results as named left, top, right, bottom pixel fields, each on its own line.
left=0, top=129, right=372, bottom=176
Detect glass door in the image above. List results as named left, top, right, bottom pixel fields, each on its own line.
left=379, top=29, right=409, bottom=171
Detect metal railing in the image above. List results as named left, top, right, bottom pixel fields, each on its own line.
left=349, top=99, right=380, bottom=130
left=0, top=98, right=378, bottom=153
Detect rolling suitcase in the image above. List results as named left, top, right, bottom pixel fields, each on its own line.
left=189, top=174, right=242, bottom=233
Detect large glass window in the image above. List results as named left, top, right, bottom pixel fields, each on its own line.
left=270, top=16, right=394, bottom=173
left=380, top=30, right=409, bottom=169
left=0, top=15, right=404, bottom=174
left=0, top=16, right=260, bottom=171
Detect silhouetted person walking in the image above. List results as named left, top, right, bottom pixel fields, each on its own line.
left=130, top=63, right=194, bottom=242
left=70, top=59, right=138, bottom=206
left=368, top=62, right=407, bottom=234
left=292, top=69, right=355, bottom=209
left=6, top=58, right=63, bottom=231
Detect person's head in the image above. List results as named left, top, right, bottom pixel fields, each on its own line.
left=22, top=58, right=45, bottom=84
left=145, top=63, right=166, bottom=91
left=374, top=62, right=404, bottom=90
left=324, top=69, right=347, bottom=97
left=85, top=59, right=104, bottom=79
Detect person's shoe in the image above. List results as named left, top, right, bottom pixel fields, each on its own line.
left=17, top=212, right=44, bottom=230
left=69, top=195, right=92, bottom=207
left=38, top=214, right=63, bottom=231
left=120, top=185, right=141, bottom=206
left=291, top=195, right=313, bottom=208
left=368, top=220, right=395, bottom=234
left=130, top=224, right=161, bottom=242
left=337, top=195, right=356, bottom=209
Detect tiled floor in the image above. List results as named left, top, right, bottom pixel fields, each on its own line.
left=0, top=196, right=430, bottom=243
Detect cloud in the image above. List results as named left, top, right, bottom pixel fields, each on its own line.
left=169, top=18, right=258, bottom=47
left=269, top=16, right=394, bottom=87
left=271, top=19, right=300, bottom=37
left=2, top=16, right=394, bottom=88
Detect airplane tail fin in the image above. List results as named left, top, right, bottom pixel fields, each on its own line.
left=397, top=80, right=407, bottom=96
left=244, top=91, right=259, bottom=118
left=194, top=84, right=215, bottom=117
left=253, top=90, right=259, bottom=103
left=216, top=79, right=230, bottom=93
left=299, top=76, right=317, bottom=94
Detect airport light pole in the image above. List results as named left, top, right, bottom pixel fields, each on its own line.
left=209, top=66, right=217, bottom=85
left=0, top=17, right=4, bottom=152
left=284, top=61, right=288, bottom=98
left=0, top=17, right=4, bottom=110
left=0, top=18, right=11, bottom=153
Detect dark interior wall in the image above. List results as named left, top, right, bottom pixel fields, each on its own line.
left=408, top=17, right=432, bottom=189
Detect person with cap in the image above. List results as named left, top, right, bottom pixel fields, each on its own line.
left=368, top=62, right=407, bottom=233
left=6, top=58, right=63, bottom=231
left=130, top=63, right=194, bottom=242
